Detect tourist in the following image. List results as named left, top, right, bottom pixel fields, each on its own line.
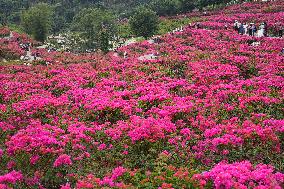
left=239, top=24, right=245, bottom=35
left=279, top=23, right=283, bottom=38
left=123, top=51, right=128, bottom=59
left=263, top=22, right=268, bottom=37
left=243, top=23, right=248, bottom=35
left=248, top=23, right=253, bottom=36
left=196, top=22, right=201, bottom=29
left=252, top=24, right=257, bottom=36
left=257, top=23, right=265, bottom=37
left=234, top=20, right=239, bottom=31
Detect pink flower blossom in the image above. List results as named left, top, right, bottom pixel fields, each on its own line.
left=53, top=154, right=72, bottom=167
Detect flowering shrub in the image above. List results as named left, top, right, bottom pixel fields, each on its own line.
left=0, top=39, right=25, bottom=60
left=0, top=27, right=10, bottom=37
left=0, top=171, right=23, bottom=188
left=193, top=161, right=284, bottom=189
left=0, top=0, right=284, bottom=188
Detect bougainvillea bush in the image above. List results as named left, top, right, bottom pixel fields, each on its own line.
left=0, top=28, right=32, bottom=60
left=0, top=1, right=284, bottom=189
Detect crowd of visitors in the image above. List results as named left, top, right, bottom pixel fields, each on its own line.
left=233, top=20, right=283, bottom=37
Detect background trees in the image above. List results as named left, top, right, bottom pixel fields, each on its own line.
left=0, top=0, right=20, bottom=25
left=150, top=0, right=181, bottom=16
left=179, top=0, right=196, bottom=14
left=72, top=8, right=117, bottom=53
left=1, top=0, right=238, bottom=34
left=129, top=6, right=159, bottom=39
left=21, top=3, right=53, bottom=42
left=196, top=0, right=232, bottom=9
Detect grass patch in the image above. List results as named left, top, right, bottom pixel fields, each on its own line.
left=118, top=16, right=202, bottom=39
left=0, top=60, right=23, bottom=66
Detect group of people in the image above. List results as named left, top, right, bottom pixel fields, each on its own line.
left=19, top=43, right=31, bottom=52
left=234, top=21, right=268, bottom=37
left=19, top=42, right=42, bottom=61
left=234, top=20, right=283, bottom=38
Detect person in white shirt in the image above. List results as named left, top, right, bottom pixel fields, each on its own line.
left=257, top=23, right=265, bottom=37
left=243, top=23, right=248, bottom=35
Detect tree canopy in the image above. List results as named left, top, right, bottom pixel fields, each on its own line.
left=21, top=3, right=53, bottom=42
left=72, top=8, right=117, bottom=53
left=129, top=6, right=159, bottom=39
left=1, top=0, right=237, bottom=33
left=150, top=0, right=181, bottom=16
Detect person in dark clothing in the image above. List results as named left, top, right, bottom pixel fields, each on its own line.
left=196, top=22, right=201, bottom=29
left=239, top=24, right=245, bottom=35
left=279, top=24, right=283, bottom=38
left=248, top=24, right=253, bottom=36
left=234, top=20, right=239, bottom=31
left=252, top=24, right=257, bottom=36
left=263, top=22, right=268, bottom=37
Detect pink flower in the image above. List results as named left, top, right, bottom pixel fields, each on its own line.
left=60, top=183, right=71, bottom=189
left=222, top=149, right=229, bottom=155
left=30, top=155, right=40, bottom=165
left=98, top=144, right=107, bottom=151
left=111, top=166, right=127, bottom=180
left=53, top=154, right=72, bottom=167
left=194, top=161, right=284, bottom=188
left=0, top=171, right=22, bottom=184
left=7, top=161, right=16, bottom=170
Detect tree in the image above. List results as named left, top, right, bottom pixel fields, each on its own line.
left=21, top=3, right=53, bottom=42
left=196, top=0, right=231, bottom=9
left=150, top=0, right=181, bottom=16
left=0, top=0, right=17, bottom=25
left=179, top=0, right=196, bottom=13
left=129, top=6, right=159, bottom=39
left=72, top=8, right=117, bottom=53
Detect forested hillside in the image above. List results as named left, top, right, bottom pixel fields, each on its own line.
left=1, top=0, right=231, bottom=32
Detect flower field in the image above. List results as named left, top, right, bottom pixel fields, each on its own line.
left=0, top=28, right=38, bottom=61
left=0, top=1, right=284, bottom=189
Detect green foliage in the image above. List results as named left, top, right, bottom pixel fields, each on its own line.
left=118, top=16, right=201, bottom=40
left=120, top=152, right=199, bottom=188
left=0, top=60, right=23, bottom=66
left=21, top=3, right=53, bottom=42
left=118, top=23, right=133, bottom=38
left=72, top=8, right=117, bottom=53
left=129, top=6, right=159, bottom=39
left=150, top=0, right=181, bottom=16
left=158, top=17, right=201, bottom=35
left=196, top=0, right=232, bottom=9
left=1, top=0, right=235, bottom=34
left=0, top=0, right=19, bottom=25
left=179, top=0, right=196, bottom=13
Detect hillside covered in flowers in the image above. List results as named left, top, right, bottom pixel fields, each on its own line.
left=0, top=1, right=284, bottom=188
